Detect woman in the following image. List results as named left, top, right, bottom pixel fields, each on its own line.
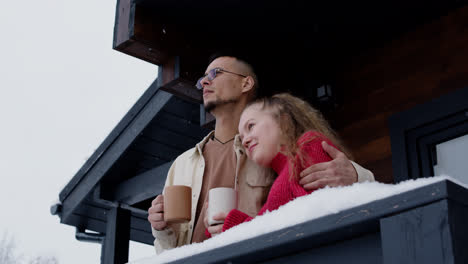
left=205, top=93, right=351, bottom=235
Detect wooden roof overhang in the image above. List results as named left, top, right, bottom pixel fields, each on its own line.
left=54, top=0, right=466, bottom=246
left=114, top=0, right=464, bottom=101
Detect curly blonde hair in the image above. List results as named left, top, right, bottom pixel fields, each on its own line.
left=245, top=93, right=351, bottom=180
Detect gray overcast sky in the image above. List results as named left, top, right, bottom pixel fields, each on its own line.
left=0, top=0, right=158, bottom=263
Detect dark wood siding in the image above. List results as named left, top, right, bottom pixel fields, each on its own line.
left=328, top=6, right=468, bottom=183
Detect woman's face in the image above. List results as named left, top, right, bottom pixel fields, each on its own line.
left=238, top=104, right=284, bottom=167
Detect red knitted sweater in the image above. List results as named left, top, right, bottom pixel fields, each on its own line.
left=219, top=131, right=336, bottom=233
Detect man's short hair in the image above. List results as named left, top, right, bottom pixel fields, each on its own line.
left=208, top=50, right=260, bottom=99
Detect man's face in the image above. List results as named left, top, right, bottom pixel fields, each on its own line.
left=200, top=57, right=246, bottom=112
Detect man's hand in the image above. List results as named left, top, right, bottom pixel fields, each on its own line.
left=299, top=141, right=357, bottom=191
left=203, top=201, right=227, bottom=236
left=148, top=195, right=167, bottom=231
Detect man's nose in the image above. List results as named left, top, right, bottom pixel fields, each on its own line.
left=200, top=76, right=210, bottom=89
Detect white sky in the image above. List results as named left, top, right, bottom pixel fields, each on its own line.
left=0, top=0, right=158, bottom=263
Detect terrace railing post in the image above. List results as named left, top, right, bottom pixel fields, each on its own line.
left=380, top=199, right=454, bottom=264
left=102, top=206, right=131, bottom=264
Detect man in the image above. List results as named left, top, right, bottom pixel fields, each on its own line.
left=148, top=55, right=374, bottom=253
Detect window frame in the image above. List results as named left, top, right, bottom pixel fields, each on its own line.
left=389, top=86, right=468, bottom=183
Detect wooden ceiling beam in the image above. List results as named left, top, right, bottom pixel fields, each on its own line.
left=157, top=56, right=203, bottom=104
left=113, top=0, right=169, bottom=65
left=111, top=162, right=171, bottom=205
left=159, top=78, right=202, bottom=104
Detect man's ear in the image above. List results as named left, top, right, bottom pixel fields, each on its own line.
left=241, top=76, right=255, bottom=93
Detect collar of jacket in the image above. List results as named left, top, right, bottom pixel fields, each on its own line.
left=188, top=131, right=247, bottom=159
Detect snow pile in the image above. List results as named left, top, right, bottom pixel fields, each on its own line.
left=130, top=175, right=465, bottom=264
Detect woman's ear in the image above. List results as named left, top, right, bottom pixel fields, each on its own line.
left=241, top=76, right=255, bottom=93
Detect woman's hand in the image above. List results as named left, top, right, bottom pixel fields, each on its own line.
left=204, top=201, right=228, bottom=236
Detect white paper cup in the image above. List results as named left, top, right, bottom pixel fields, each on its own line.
left=207, top=187, right=237, bottom=226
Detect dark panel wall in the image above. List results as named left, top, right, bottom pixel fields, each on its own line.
left=329, top=6, right=468, bottom=183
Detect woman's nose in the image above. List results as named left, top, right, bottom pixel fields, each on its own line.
left=242, top=136, right=251, bottom=149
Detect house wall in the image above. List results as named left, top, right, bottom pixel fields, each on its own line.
left=330, top=6, right=468, bottom=183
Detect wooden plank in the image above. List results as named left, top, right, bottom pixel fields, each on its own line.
left=102, top=207, right=131, bottom=264
left=340, top=6, right=468, bottom=82
left=363, top=157, right=394, bottom=184
left=112, top=162, right=171, bottom=205
left=162, top=96, right=201, bottom=122
left=132, top=6, right=198, bottom=64
left=98, top=153, right=143, bottom=190
left=161, top=56, right=176, bottom=85
left=61, top=90, right=173, bottom=224
left=134, top=154, right=167, bottom=171
left=115, top=39, right=168, bottom=66
left=448, top=201, right=468, bottom=263
left=380, top=200, right=454, bottom=264
left=113, top=0, right=133, bottom=48
left=129, top=229, right=154, bottom=246
left=329, top=7, right=468, bottom=128
left=64, top=214, right=107, bottom=235
left=338, top=111, right=392, bottom=149
left=121, top=149, right=167, bottom=172
left=148, top=113, right=208, bottom=140
left=156, top=111, right=210, bottom=139
left=113, top=0, right=167, bottom=65
left=159, top=78, right=202, bottom=104
left=127, top=209, right=153, bottom=232
left=72, top=202, right=111, bottom=223
left=141, top=125, right=199, bottom=151
left=351, top=136, right=392, bottom=165
left=332, top=69, right=446, bottom=129
left=334, top=111, right=394, bottom=182
left=200, top=106, right=216, bottom=129
left=264, top=233, right=382, bottom=264
left=131, top=136, right=182, bottom=161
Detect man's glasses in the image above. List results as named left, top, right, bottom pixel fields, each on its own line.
left=196, top=68, right=247, bottom=90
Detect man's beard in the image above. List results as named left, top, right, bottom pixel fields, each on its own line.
left=204, top=98, right=239, bottom=113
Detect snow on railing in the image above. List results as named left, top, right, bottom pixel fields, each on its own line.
left=130, top=175, right=464, bottom=264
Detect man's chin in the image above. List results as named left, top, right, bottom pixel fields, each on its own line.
left=204, top=98, right=238, bottom=113
left=204, top=102, right=216, bottom=113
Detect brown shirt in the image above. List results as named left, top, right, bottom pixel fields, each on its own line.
left=191, top=137, right=237, bottom=243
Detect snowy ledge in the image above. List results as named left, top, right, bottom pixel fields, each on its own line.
left=130, top=176, right=467, bottom=264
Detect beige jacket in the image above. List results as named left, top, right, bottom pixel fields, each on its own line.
left=152, top=131, right=374, bottom=254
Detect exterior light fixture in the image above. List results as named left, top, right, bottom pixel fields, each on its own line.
left=316, top=84, right=333, bottom=103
